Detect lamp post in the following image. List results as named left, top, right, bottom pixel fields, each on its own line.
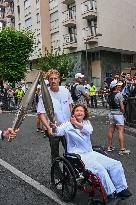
left=85, top=39, right=89, bottom=82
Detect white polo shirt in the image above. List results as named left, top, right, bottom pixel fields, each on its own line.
left=37, top=86, right=73, bottom=125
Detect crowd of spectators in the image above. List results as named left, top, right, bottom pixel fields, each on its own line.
left=104, top=72, right=136, bottom=99
left=0, top=82, right=27, bottom=111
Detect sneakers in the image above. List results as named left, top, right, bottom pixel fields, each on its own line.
left=119, top=149, right=130, bottom=155
left=37, top=128, right=41, bottom=132
left=107, top=146, right=115, bottom=152
left=116, top=188, right=132, bottom=198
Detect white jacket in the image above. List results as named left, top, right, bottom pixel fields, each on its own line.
left=55, top=120, right=93, bottom=154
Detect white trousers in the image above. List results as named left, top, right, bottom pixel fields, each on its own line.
left=80, top=151, right=127, bottom=195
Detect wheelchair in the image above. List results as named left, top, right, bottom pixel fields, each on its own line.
left=51, top=145, right=108, bottom=205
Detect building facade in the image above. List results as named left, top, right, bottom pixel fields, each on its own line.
left=14, top=0, right=51, bottom=59
left=0, top=0, right=15, bottom=28
left=49, top=0, right=136, bottom=86
left=1, top=0, right=136, bottom=86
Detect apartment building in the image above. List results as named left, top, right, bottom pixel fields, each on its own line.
left=1, top=0, right=136, bottom=85
left=49, top=0, right=136, bottom=86
left=0, top=0, right=15, bottom=28
left=13, top=0, right=51, bottom=60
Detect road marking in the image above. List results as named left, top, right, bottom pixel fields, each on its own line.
left=27, top=113, right=36, bottom=117
left=0, top=158, right=74, bottom=205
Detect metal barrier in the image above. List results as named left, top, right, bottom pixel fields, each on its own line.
left=126, top=97, right=136, bottom=128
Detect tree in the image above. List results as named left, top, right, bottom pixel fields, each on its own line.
left=0, top=27, right=34, bottom=84
left=37, top=50, right=75, bottom=80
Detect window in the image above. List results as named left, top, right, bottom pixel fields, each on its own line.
left=17, top=5, right=20, bottom=21
left=18, top=23, right=21, bottom=30
left=25, top=17, right=32, bottom=29
left=92, top=52, right=99, bottom=61
left=36, top=13, right=40, bottom=23
left=121, top=54, right=133, bottom=63
left=50, top=11, right=59, bottom=31
left=24, top=0, right=31, bottom=9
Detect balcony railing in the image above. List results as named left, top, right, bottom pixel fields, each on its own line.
left=82, top=0, right=97, bottom=19
left=51, top=39, right=60, bottom=50
left=63, top=33, right=77, bottom=48
left=83, top=26, right=99, bottom=43
left=0, top=0, right=7, bottom=7
left=62, top=8, right=76, bottom=27
left=0, top=11, right=6, bottom=22
left=4, top=0, right=14, bottom=2
left=61, top=0, right=75, bottom=5
left=5, top=7, right=14, bottom=18
left=50, top=19, right=59, bottom=33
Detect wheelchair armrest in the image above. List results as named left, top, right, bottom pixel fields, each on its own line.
left=93, top=145, right=108, bottom=156
left=64, top=152, right=81, bottom=160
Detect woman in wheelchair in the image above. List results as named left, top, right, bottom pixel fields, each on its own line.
left=51, top=104, right=132, bottom=201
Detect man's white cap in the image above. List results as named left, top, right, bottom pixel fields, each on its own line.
left=110, top=81, right=123, bottom=89
left=116, top=81, right=123, bottom=86
left=110, top=81, right=117, bottom=89
left=75, top=73, right=84, bottom=79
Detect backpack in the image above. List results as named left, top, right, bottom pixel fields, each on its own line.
left=107, top=92, right=119, bottom=109
left=70, top=84, right=80, bottom=102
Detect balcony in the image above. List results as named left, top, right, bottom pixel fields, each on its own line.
left=62, top=8, right=76, bottom=27
left=82, top=0, right=97, bottom=20
left=61, top=0, right=75, bottom=5
left=5, top=7, right=14, bottom=18
left=4, top=0, right=13, bottom=2
left=0, top=0, right=7, bottom=8
left=51, top=39, right=60, bottom=50
left=83, top=26, right=101, bottom=44
left=0, top=12, right=6, bottom=22
left=85, top=35, right=98, bottom=44
left=63, top=33, right=77, bottom=49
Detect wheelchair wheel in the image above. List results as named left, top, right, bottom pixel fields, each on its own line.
left=51, top=157, right=77, bottom=202
left=86, top=176, right=106, bottom=205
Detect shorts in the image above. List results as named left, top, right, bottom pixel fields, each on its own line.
left=109, top=113, right=125, bottom=126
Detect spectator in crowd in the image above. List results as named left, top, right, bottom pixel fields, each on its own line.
left=21, top=81, right=27, bottom=94
left=35, top=84, right=45, bottom=134
left=16, top=86, right=25, bottom=107
left=107, top=81, right=130, bottom=155
left=89, top=82, right=97, bottom=108
left=71, top=73, right=90, bottom=106
left=83, top=80, right=90, bottom=94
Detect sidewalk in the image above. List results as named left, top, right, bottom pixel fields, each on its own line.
left=88, top=107, right=136, bottom=137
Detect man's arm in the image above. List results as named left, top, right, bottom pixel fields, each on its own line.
left=79, top=85, right=90, bottom=100
left=120, top=101, right=125, bottom=114
left=38, top=113, right=52, bottom=135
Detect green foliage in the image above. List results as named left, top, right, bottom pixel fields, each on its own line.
left=37, top=50, right=75, bottom=79
left=0, top=27, right=34, bottom=82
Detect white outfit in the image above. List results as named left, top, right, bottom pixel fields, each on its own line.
left=54, top=120, right=128, bottom=195
left=37, top=86, right=73, bottom=125
left=109, top=92, right=125, bottom=126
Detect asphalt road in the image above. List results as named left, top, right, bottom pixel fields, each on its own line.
left=0, top=110, right=136, bottom=205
